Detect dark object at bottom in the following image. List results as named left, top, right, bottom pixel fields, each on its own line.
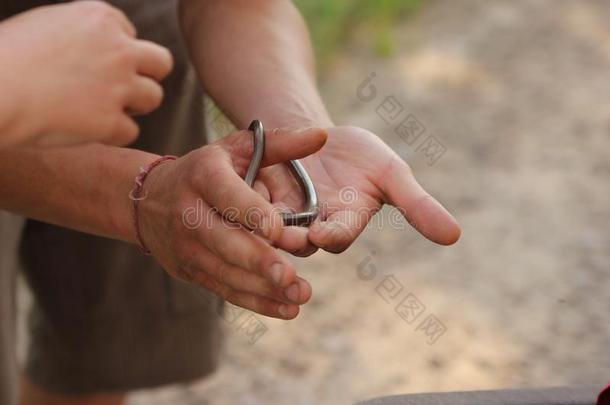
left=357, top=386, right=597, bottom=405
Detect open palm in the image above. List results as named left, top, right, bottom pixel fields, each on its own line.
left=255, top=126, right=461, bottom=254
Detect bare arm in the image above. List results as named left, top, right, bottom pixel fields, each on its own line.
left=0, top=1, right=330, bottom=320
left=179, top=0, right=332, bottom=129
left=0, top=128, right=327, bottom=320
left=0, top=144, right=157, bottom=243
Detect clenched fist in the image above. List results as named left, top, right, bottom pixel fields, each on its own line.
left=0, top=1, right=173, bottom=148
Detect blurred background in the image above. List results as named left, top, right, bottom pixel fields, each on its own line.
left=20, top=0, right=610, bottom=403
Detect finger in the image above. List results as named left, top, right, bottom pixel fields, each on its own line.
left=308, top=209, right=371, bottom=253
left=257, top=165, right=308, bottom=224
left=224, top=289, right=300, bottom=320
left=223, top=127, right=328, bottom=169
left=201, top=209, right=297, bottom=287
left=252, top=179, right=271, bottom=201
left=275, top=226, right=319, bottom=257
left=221, top=268, right=311, bottom=305
left=125, top=76, right=164, bottom=115
left=261, top=127, right=328, bottom=166
left=190, top=247, right=309, bottom=304
left=380, top=157, right=461, bottom=245
left=288, top=277, right=312, bottom=304
left=107, top=115, right=139, bottom=146
left=203, top=158, right=285, bottom=242
left=191, top=269, right=299, bottom=319
left=134, top=40, right=174, bottom=81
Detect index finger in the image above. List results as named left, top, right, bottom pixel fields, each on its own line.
left=203, top=157, right=285, bottom=242
left=134, top=40, right=173, bottom=81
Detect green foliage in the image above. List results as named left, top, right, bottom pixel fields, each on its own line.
left=294, top=0, right=422, bottom=63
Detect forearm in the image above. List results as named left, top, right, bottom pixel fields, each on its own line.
left=179, top=0, right=332, bottom=129
left=0, top=144, right=159, bottom=243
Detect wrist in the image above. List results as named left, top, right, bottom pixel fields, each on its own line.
left=130, top=155, right=177, bottom=253
left=105, top=149, right=161, bottom=244
left=243, top=89, right=334, bottom=130
left=255, top=110, right=334, bottom=131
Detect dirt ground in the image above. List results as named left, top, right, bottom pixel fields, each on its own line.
left=17, top=0, right=610, bottom=404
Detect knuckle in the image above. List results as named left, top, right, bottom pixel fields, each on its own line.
left=79, top=1, right=114, bottom=14
left=204, top=168, right=230, bottom=200
left=268, top=285, right=286, bottom=301
left=241, top=296, right=262, bottom=315
left=248, top=251, right=270, bottom=276
left=191, top=147, right=218, bottom=175
left=117, top=123, right=139, bottom=146
left=149, top=84, right=164, bottom=110
left=237, top=271, right=254, bottom=293
left=186, top=156, right=212, bottom=190
left=217, top=261, right=231, bottom=286
left=83, top=1, right=122, bottom=26
left=159, top=48, right=174, bottom=78
left=113, top=45, right=137, bottom=71
left=107, top=114, right=136, bottom=143
left=103, top=115, right=122, bottom=141
left=109, top=81, right=130, bottom=106
left=260, top=301, right=279, bottom=317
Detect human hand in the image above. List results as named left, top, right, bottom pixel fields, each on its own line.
left=256, top=126, right=461, bottom=254
left=0, top=1, right=173, bottom=148
left=138, top=127, right=327, bottom=319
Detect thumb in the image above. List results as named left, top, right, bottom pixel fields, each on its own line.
left=381, top=157, right=461, bottom=246
left=261, top=127, right=328, bottom=167
left=220, top=126, right=327, bottom=167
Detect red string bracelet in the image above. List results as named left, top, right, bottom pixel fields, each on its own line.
left=129, top=155, right=177, bottom=254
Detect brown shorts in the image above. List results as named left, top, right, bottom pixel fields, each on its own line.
left=0, top=0, right=224, bottom=397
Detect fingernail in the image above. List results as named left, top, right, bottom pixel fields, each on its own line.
left=270, top=263, right=284, bottom=285
left=278, top=304, right=290, bottom=318
left=284, top=283, right=300, bottom=302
